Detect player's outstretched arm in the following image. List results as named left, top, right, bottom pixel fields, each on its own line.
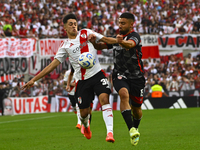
left=100, top=36, right=117, bottom=44
left=116, top=34, right=136, bottom=49
left=88, top=34, right=117, bottom=50
left=21, top=59, right=61, bottom=90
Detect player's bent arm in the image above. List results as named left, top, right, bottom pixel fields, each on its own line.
left=99, top=36, right=117, bottom=44
left=92, top=42, right=108, bottom=50
left=32, top=59, right=61, bottom=82
left=119, top=40, right=136, bottom=49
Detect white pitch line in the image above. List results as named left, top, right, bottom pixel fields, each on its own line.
left=0, top=116, right=56, bottom=124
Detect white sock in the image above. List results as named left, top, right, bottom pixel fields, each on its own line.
left=102, top=104, right=113, bottom=134
left=76, top=104, right=81, bottom=125
left=80, top=114, right=90, bottom=128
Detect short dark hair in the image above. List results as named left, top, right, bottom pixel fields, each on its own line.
left=120, top=12, right=135, bottom=22
left=63, top=13, right=77, bottom=24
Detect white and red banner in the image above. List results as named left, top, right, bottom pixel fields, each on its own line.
left=55, top=95, right=72, bottom=112
left=9, top=96, right=48, bottom=115
left=0, top=57, right=28, bottom=82
left=141, top=34, right=160, bottom=59
left=39, top=39, right=64, bottom=57
left=158, top=34, right=200, bottom=50
left=0, top=38, right=36, bottom=58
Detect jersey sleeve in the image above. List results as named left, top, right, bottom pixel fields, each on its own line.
left=86, top=29, right=104, bottom=42
left=54, top=47, right=68, bottom=63
left=129, top=32, right=141, bottom=46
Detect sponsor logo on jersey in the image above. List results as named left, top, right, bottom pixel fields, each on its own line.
left=72, top=41, right=89, bottom=53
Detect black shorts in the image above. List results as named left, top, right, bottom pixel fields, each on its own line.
left=112, top=72, right=145, bottom=107
left=68, top=94, right=76, bottom=107
left=75, top=70, right=111, bottom=109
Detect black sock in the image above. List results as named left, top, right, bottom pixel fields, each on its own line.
left=89, top=114, right=92, bottom=124
left=121, top=109, right=134, bottom=130
left=133, top=117, right=141, bottom=129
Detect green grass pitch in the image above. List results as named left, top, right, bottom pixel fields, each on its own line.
left=0, top=108, right=199, bottom=150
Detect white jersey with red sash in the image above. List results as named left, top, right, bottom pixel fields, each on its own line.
left=55, top=29, right=103, bottom=81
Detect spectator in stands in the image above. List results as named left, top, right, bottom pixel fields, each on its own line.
left=168, top=74, right=179, bottom=91
left=48, top=26, right=59, bottom=38
left=146, top=81, right=169, bottom=98
left=19, top=25, right=27, bottom=38
left=179, top=75, right=191, bottom=91
left=38, top=27, right=45, bottom=39
left=3, top=19, right=12, bottom=33
left=194, top=17, right=200, bottom=31
left=183, top=20, right=194, bottom=34
left=11, top=77, right=18, bottom=88
left=0, top=26, right=6, bottom=37
left=33, top=83, right=43, bottom=96
left=149, top=64, right=157, bottom=75
left=4, top=28, right=12, bottom=37
left=185, top=53, right=193, bottom=65
left=191, top=25, right=200, bottom=34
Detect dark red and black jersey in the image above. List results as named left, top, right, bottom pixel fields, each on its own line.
left=108, top=31, right=144, bottom=79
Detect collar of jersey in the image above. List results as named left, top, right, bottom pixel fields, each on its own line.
left=122, top=30, right=134, bottom=37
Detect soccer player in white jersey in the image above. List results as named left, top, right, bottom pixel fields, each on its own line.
left=63, top=68, right=82, bottom=129
left=21, top=13, right=119, bottom=142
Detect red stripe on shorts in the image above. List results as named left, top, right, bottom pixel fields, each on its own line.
left=130, top=95, right=143, bottom=104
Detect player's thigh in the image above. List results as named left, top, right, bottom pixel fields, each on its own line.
left=113, top=77, right=130, bottom=93
left=75, top=80, right=94, bottom=109
left=129, top=77, right=145, bottom=107
left=93, top=71, right=111, bottom=96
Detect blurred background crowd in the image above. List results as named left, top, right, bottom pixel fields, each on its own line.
left=0, top=0, right=200, bottom=39
left=0, top=0, right=200, bottom=97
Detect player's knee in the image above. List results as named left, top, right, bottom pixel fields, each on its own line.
left=80, top=108, right=90, bottom=118
left=99, top=93, right=109, bottom=105
left=119, top=88, right=129, bottom=101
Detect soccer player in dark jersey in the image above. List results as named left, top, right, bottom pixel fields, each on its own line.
left=89, top=12, right=145, bottom=146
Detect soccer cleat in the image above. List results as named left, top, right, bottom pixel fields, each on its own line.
left=76, top=124, right=81, bottom=129
left=81, top=124, right=85, bottom=134
left=129, top=127, right=140, bottom=146
left=84, top=125, right=92, bottom=139
left=106, top=132, right=115, bottom=143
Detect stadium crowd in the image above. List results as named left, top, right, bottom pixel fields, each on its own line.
left=0, top=0, right=200, bottom=38
left=0, top=0, right=200, bottom=97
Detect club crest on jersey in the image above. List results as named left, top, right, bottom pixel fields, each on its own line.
left=78, top=97, right=82, bottom=104
left=118, top=76, right=122, bottom=80
left=81, top=34, right=87, bottom=38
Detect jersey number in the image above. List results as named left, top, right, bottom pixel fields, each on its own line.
left=140, top=89, right=144, bottom=97
left=101, top=78, right=109, bottom=86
